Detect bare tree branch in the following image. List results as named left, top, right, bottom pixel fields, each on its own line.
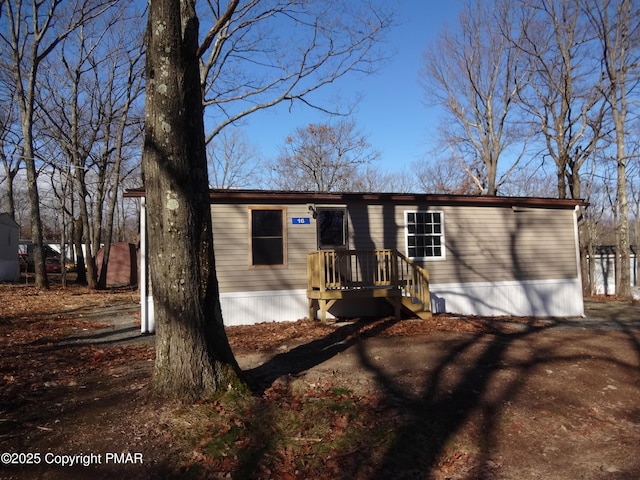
left=196, top=0, right=239, bottom=58
left=197, top=0, right=393, bottom=145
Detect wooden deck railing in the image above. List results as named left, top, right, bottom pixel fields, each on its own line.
left=395, top=250, right=431, bottom=309
left=307, top=249, right=397, bottom=290
left=307, top=249, right=430, bottom=321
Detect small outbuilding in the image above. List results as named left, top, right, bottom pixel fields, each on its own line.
left=589, top=245, right=638, bottom=295
left=0, top=213, right=20, bottom=282
left=95, top=242, right=138, bottom=287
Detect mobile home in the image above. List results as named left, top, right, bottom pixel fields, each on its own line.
left=129, top=190, right=586, bottom=328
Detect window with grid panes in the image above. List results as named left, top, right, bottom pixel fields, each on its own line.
left=405, top=211, right=445, bottom=259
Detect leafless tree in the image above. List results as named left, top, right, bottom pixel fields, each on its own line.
left=44, top=158, right=73, bottom=287
left=0, top=0, right=118, bottom=288
left=498, top=163, right=558, bottom=198
left=421, top=0, right=528, bottom=195
left=351, top=166, right=417, bottom=194
left=584, top=0, right=640, bottom=300
left=207, top=128, right=262, bottom=188
left=271, top=119, right=380, bottom=192
left=509, top=0, right=605, bottom=200
left=504, top=0, right=609, bottom=294
left=35, top=4, right=144, bottom=288
left=89, top=15, right=145, bottom=289
left=38, top=26, right=102, bottom=288
left=413, top=156, right=482, bottom=195
left=580, top=154, right=618, bottom=295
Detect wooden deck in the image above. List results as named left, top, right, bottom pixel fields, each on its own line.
left=307, top=249, right=432, bottom=323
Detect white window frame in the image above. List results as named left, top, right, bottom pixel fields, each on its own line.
left=404, top=210, right=446, bottom=261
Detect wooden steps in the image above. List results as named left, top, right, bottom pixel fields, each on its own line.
left=307, top=249, right=432, bottom=322
left=399, top=296, right=432, bottom=320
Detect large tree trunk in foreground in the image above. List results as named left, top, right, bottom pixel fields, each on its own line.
left=143, top=0, right=242, bottom=400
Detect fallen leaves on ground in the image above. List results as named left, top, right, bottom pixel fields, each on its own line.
left=4, top=284, right=629, bottom=480
left=225, top=313, right=550, bottom=354
left=0, top=283, right=503, bottom=479
left=0, top=285, right=153, bottom=443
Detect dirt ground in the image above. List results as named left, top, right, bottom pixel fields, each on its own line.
left=0, top=285, right=639, bottom=479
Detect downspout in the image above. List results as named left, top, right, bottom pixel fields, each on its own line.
left=573, top=205, right=585, bottom=317
left=140, top=197, right=155, bottom=333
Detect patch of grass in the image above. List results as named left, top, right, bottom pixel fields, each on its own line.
left=331, top=386, right=353, bottom=396
left=192, top=386, right=398, bottom=478
left=203, top=424, right=244, bottom=459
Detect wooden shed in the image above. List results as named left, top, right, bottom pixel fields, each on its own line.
left=96, top=242, right=138, bottom=287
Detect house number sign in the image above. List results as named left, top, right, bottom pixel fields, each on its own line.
left=291, top=217, right=311, bottom=224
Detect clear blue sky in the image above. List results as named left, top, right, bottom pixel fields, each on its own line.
left=239, top=1, right=463, bottom=175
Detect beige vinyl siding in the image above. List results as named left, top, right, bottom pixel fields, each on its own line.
left=408, top=205, right=578, bottom=284
left=212, top=200, right=579, bottom=294
left=348, top=202, right=401, bottom=250
left=211, top=203, right=316, bottom=293
left=347, top=202, right=578, bottom=285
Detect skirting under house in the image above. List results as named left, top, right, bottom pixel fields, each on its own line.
left=213, top=277, right=584, bottom=326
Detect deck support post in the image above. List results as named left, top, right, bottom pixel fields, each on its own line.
left=390, top=296, right=401, bottom=321
left=308, top=298, right=315, bottom=321
left=318, top=298, right=336, bottom=324
left=308, top=297, right=337, bottom=323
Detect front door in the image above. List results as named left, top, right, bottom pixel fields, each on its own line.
left=316, top=207, right=348, bottom=250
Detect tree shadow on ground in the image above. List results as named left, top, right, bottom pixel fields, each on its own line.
left=239, top=314, right=640, bottom=479
left=245, top=316, right=401, bottom=393
left=241, top=317, right=549, bottom=477
left=359, top=319, right=640, bottom=479
left=360, top=325, right=543, bottom=479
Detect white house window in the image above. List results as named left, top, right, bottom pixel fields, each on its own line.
left=405, top=211, right=445, bottom=260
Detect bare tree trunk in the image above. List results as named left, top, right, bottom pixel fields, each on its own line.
left=74, top=166, right=98, bottom=289
left=584, top=0, right=637, bottom=300
left=22, top=141, right=48, bottom=288
left=143, top=0, right=242, bottom=400
left=616, top=142, right=631, bottom=299
left=73, top=217, right=87, bottom=285
left=6, top=6, right=48, bottom=287
left=0, top=100, right=20, bottom=221
left=557, top=170, right=567, bottom=200
left=2, top=169, right=18, bottom=221
left=587, top=241, right=596, bottom=296
left=571, top=172, right=593, bottom=296
left=0, top=138, right=20, bottom=221
left=59, top=211, right=68, bottom=289
left=579, top=214, right=596, bottom=296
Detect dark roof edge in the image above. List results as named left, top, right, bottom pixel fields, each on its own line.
left=123, top=188, right=588, bottom=209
